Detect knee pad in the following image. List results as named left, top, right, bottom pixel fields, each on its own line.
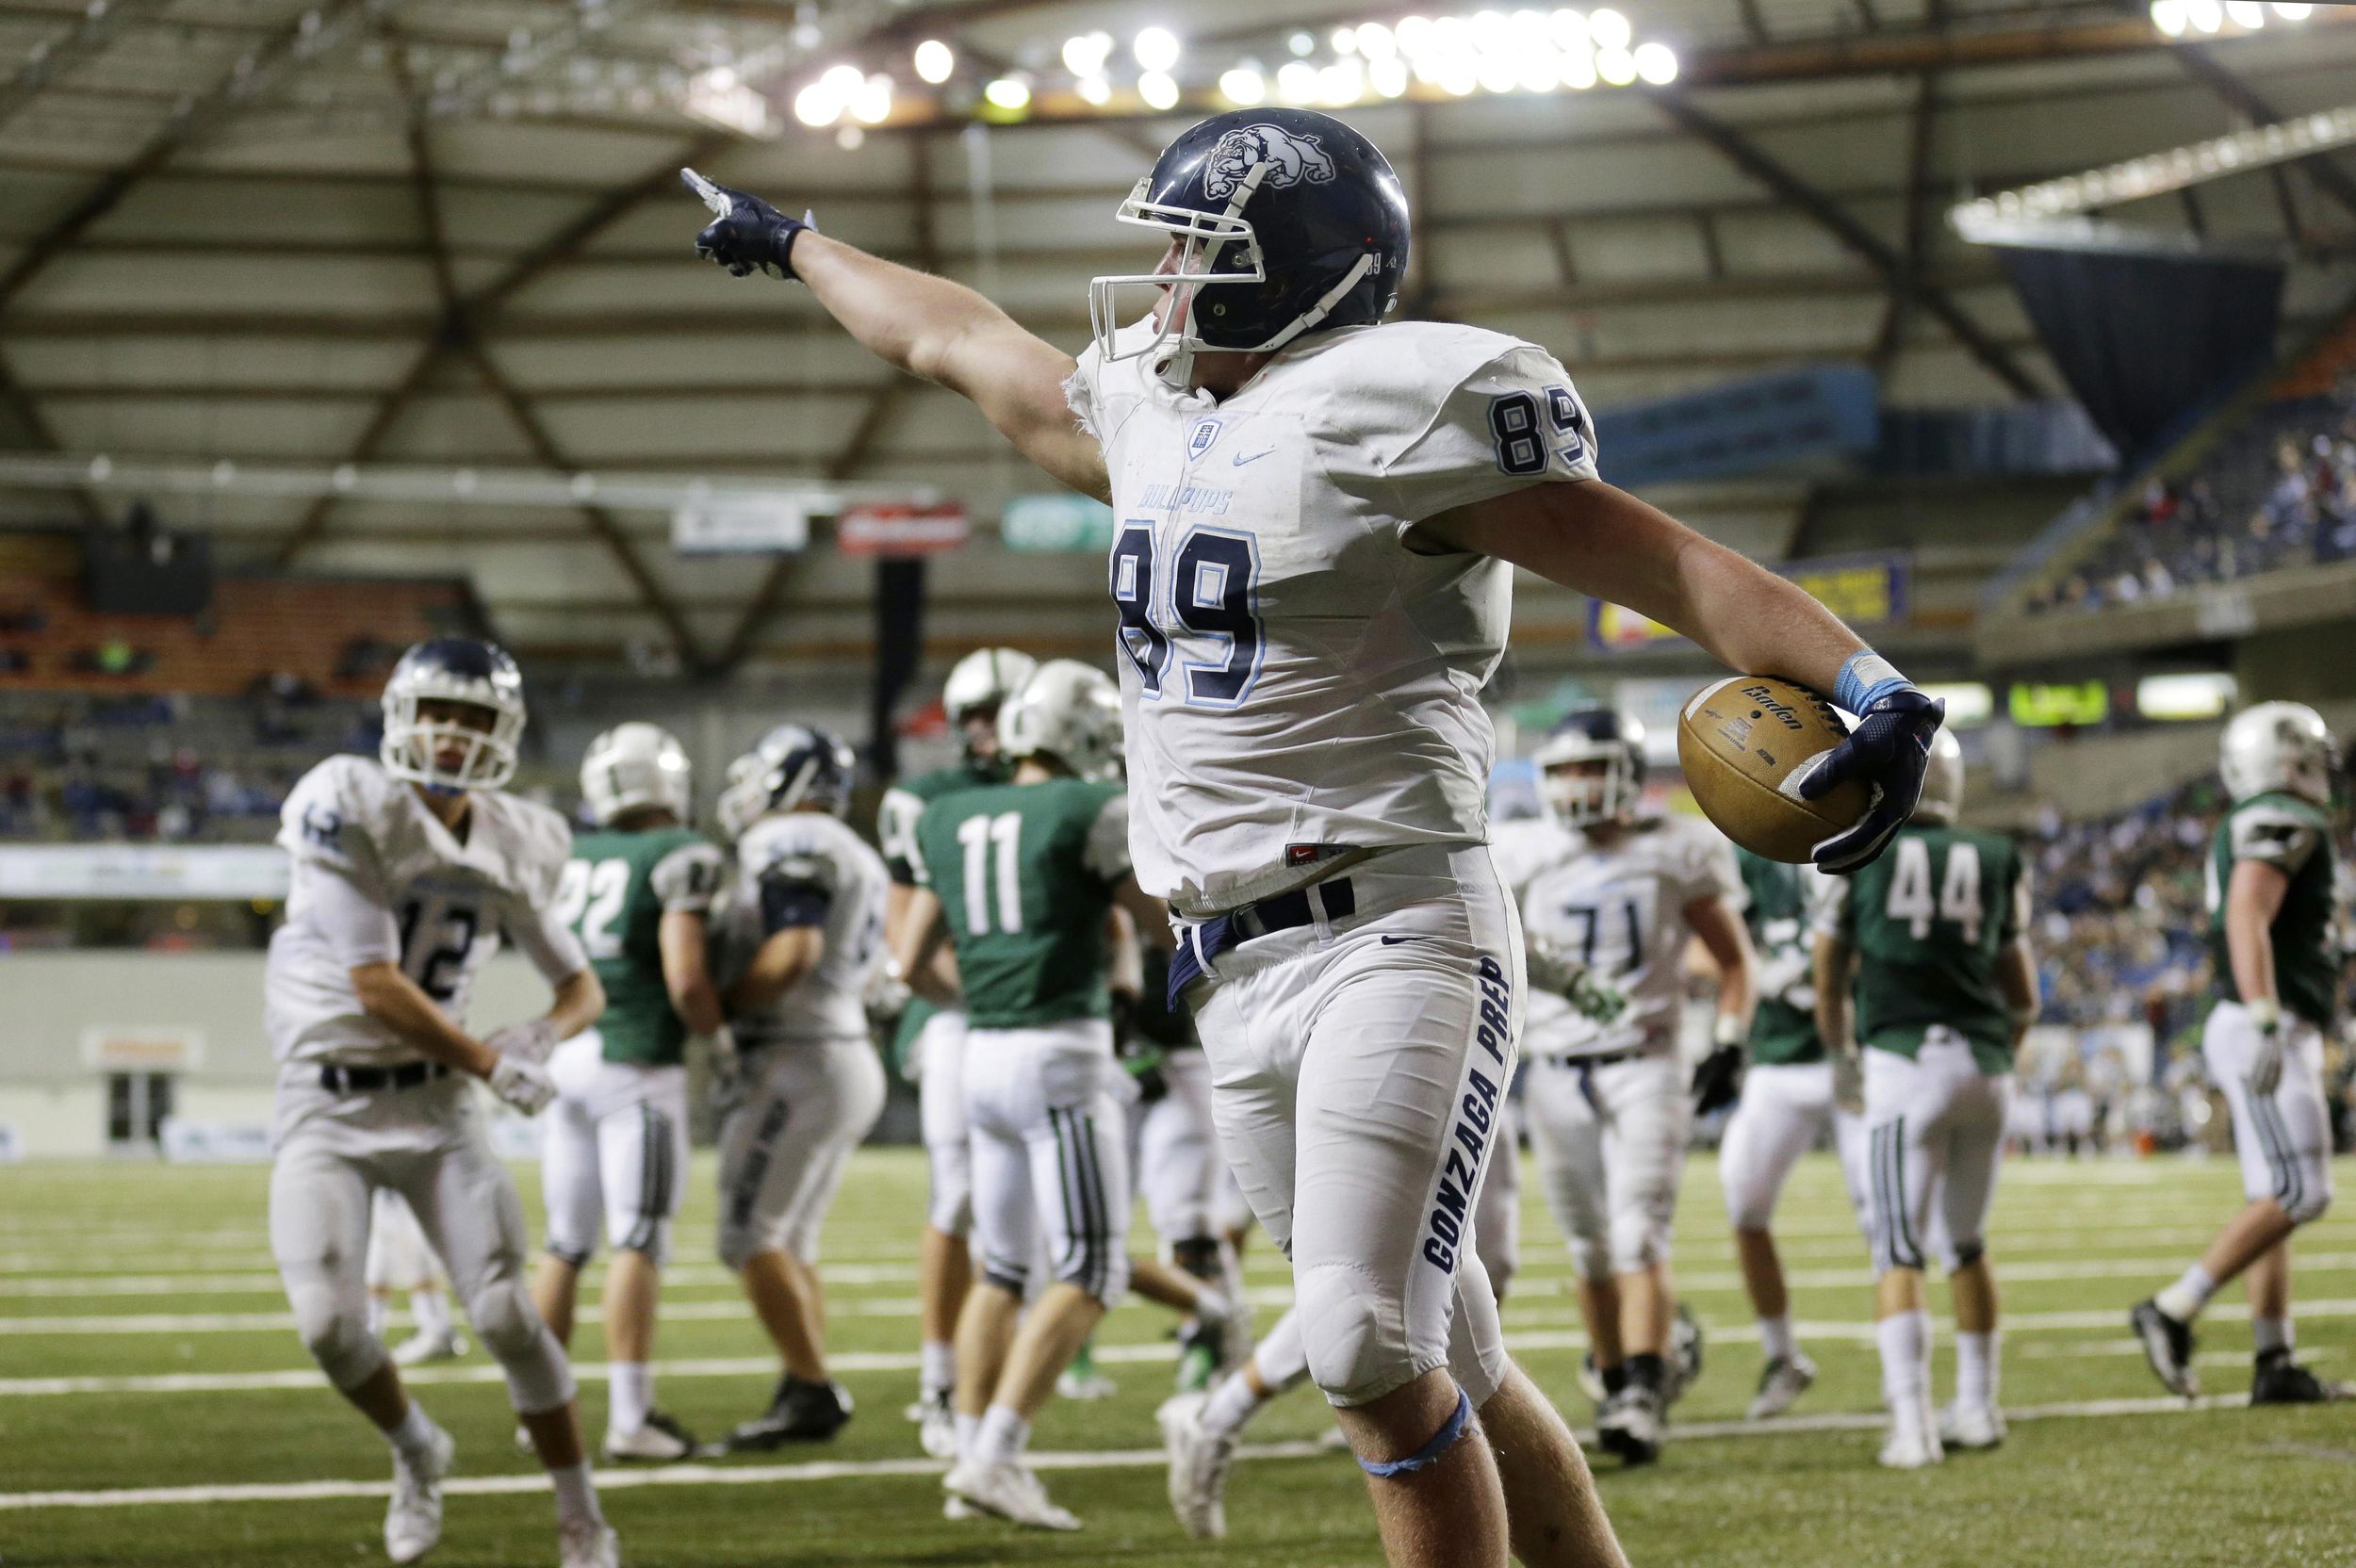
left=1948, top=1241, right=1985, bottom=1271
left=288, top=1283, right=382, bottom=1391
left=1297, top=1260, right=1415, bottom=1407
left=926, top=1145, right=973, bottom=1236
left=469, top=1282, right=575, bottom=1414
left=2283, top=1180, right=2331, bottom=1226
left=1566, top=1226, right=1612, bottom=1284
left=1609, top=1203, right=1672, bottom=1277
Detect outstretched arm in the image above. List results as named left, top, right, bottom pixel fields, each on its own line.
left=684, top=172, right=1108, bottom=501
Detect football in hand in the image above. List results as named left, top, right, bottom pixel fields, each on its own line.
left=1677, top=676, right=1873, bottom=863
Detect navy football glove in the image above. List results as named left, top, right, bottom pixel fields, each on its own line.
left=1797, top=686, right=1945, bottom=875
left=682, top=168, right=812, bottom=280
left=1691, top=1044, right=1744, bottom=1117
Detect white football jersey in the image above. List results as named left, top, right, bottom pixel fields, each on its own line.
left=266, top=755, right=574, bottom=1067
left=1497, top=812, right=1742, bottom=1060
left=1066, top=318, right=1599, bottom=916
left=721, top=811, right=891, bottom=1046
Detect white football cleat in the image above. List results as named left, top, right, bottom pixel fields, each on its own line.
left=1056, top=1365, right=1118, bottom=1400
left=1158, top=1392, right=1235, bottom=1541
left=916, top=1392, right=957, bottom=1460
left=556, top=1521, right=621, bottom=1568
left=391, top=1328, right=467, bottom=1367
left=942, top=1493, right=980, bottom=1521
left=1876, top=1425, right=1944, bottom=1470
left=384, top=1420, right=454, bottom=1565
left=1747, top=1351, right=1819, bottom=1421
left=1938, top=1402, right=2006, bottom=1451
left=602, top=1412, right=696, bottom=1463
left=944, top=1459, right=1082, bottom=1530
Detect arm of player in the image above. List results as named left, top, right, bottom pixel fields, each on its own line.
left=1996, top=937, right=2039, bottom=1055
left=1686, top=894, right=1756, bottom=1115
left=351, top=960, right=500, bottom=1077
left=298, top=857, right=501, bottom=1077
left=484, top=902, right=605, bottom=1060
left=1811, top=931, right=1857, bottom=1059
left=2224, top=857, right=2293, bottom=1093
left=681, top=172, right=1108, bottom=502
left=890, top=886, right=961, bottom=1007
left=1112, top=873, right=1172, bottom=950
left=659, top=908, right=727, bottom=1037
left=1420, top=482, right=1943, bottom=873
left=730, top=926, right=825, bottom=1012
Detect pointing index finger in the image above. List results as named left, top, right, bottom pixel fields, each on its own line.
left=680, top=168, right=732, bottom=218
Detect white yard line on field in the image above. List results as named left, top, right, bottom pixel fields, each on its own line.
left=0, top=1391, right=2264, bottom=1512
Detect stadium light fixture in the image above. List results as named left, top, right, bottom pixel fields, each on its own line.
left=1589, top=7, right=1631, bottom=49
left=1134, top=26, right=1181, bottom=73
left=1595, top=45, right=1637, bottom=84
left=2149, top=0, right=2188, bottom=34
left=1062, top=31, right=1113, bottom=76
left=1277, top=59, right=1319, bottom=103
left=1077, top=74, right=1112, bottom=105
left=1333, top=25, right=1359, bottom=54
left=2223, top=0, right=2266, bottom=26
left=912, top=40, right=955, bottom=83
left=849, top=73, right=893, bottom=124
left=1138, top=70, right=1181, bottom=109
left=1633, top=41, right=1677, bottom=84
left=1219, top=63, right=1268, bottom=105
left=983, top=74, right=1030, bottom=109
left=1369, top=56, right=1410, bottom=96
left=2273, top=2, right=2312, bottom=16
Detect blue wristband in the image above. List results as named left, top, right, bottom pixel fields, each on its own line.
left=1836, top=650, right=1910, bottom=714
left=1358, top=1387, right=1473, bottom=1478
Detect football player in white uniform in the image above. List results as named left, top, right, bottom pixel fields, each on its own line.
left=687, top=105, right=1940, bottom=1566
left=2132, top=704, right=2343, bottom=1406
left=530, top=723, right=728, bottom=1462
left=1496, top=710, right=1755, bottom=1464
left=875, top=646, right=1034, bottom=1456
left=712, top=724, right=891, bottom=1448
left=265, top=638, right=617, bottom=1568
left=365, top=1190, right=465, bottom=1364
left=1718, top=847, right=1873, bottom=1420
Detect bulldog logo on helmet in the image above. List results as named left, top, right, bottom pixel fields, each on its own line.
left=1202, top=123, right=1337, bottom=201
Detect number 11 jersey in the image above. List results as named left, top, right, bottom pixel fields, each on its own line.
left=1066, top=318, right=1599, bottom=918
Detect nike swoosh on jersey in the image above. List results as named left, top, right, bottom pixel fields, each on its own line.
left=1379, top=935, right=1431, bottom=945
left=1232, top=449, right=1276, bottom=466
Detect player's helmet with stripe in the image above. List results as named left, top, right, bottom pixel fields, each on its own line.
left=715, top=723, right=856, bottom=840
left=1534, top=708, right=1644, bottom=827
left=999, top=661, right=1124, bottom=783
left=1090, top=108, right=1410, bottom=389
left=1911, top=727, right=1965, bottom=825
left=581, top=722, right=693, bottom=826
left=942, top=646, right=1038, bottom=764
left=2220, top=700, right=2335, bottom=804
left=380, top=637, right=526, bottom=794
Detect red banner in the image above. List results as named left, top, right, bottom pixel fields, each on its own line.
left=836, top=502, right=969, bottom=556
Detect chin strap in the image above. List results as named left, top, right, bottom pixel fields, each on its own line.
left=1356, top=1386, right=1472, bottom=1478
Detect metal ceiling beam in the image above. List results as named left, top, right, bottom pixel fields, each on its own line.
left=2172, top=43, right=2356, bottom=226
left=1644, top=88, right=2043, bottom=400
left=1873, top=72, right=1941, bottom=372
left=0, top=0, right=369, bottom=316
left=0, top=351, right=102, bottom=524
left=0, top=0, right=169, bottom=134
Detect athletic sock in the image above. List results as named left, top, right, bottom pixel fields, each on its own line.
left=974, top=1404, right=1030, bottom=1466
left=367, top=1294, right=391, bottom=1339
left=1955, top=1330, right=2000, bottom=1410
left=410, top=1288, right=452, bottom=1343
left=1201, top=1371, right=1260, bottom=1442
left=384, top=1402, right=441, bottom=1461
left=1875, top=1311, right=1930, bottom=1434
left=1192, top=1288, right=1235, bottom=1326
left=1759, top=1314, right=1796, bottom=1364
left=547, top=1462, right=603, bottom=1530
left=608, top=1362, right=653, bottom=1436
left=2251, top=1315, right=2293, bottom=1357
left=920, top=1340, right=957, bottom=1401
left=2155, top=1264, right=2217, bottom=1323
left=954, top=1411, right=981, bottom=1462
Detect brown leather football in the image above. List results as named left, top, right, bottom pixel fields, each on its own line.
left=1677, top=676, right=1873, bottom=864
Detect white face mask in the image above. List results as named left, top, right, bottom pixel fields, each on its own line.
left=381, top=701, right=518, bottom=794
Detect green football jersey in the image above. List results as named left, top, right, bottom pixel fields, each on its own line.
left=1828, top=824, right=2026, bottom=1074
left=877, top=759, right=1006, bottom=1068
left=2206, top=791, right=2340, bottom=1028
left=554, top=825, right=725, bottom=1067
left=1739, top=849, right=1823, bottom=1067
left=912, top=777, right=1129, bottom=1031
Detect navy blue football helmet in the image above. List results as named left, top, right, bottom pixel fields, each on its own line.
left=380, top=637, right=527, bottom=792
left=1533, top=709, right=1646, bottom=827
left=1090, top=108, right=1411, bottom=387
left=715, top=723, right=856, bottom=839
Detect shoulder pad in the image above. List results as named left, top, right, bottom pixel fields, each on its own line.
left=277, top=756, right=397, bottom=871
left=479, top=792, right=574, bottom=901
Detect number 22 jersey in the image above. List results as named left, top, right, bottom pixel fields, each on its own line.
left=266, top=755, right=577, bottom=1067
left=1065, top=318, right=1599, bottom=918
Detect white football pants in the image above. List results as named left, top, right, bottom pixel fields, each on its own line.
left=1862, top=1030, right=2008, bottom=1276
left=1720, top=1060, right=1870, bottom=1240
left=913, top=1009, right=973, bottom=1235
left=964, top=1018, right=1131, bottom=1304
left=1524, top=1047, right=1688, bottom=1282
left=2206, top=1001, right=2333, bottom=1223
left=540, top=1031, right=691, bottom=1266
left=715, top=1035, right=885, bottom=1269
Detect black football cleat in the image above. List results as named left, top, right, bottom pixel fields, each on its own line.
left=2250, top=1350, right=2341, bottom=1406
left=727, top=1375, right=854, bottom=1449
left=2129, top=1298, right=2199, bottom=1398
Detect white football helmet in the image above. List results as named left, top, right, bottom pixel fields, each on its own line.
left=1533, top=709, right=1644, bottom=827
left=2220, top=701, right=2336, bottom=804
left=581, top=722, right=692, bottom=826
left=1912, top=727, right=1965, bottom=825
left=998, top=660, right=1123, bottom=782
left=944, top=647, right=1039, bottom=726
left=379, top=637, right=526, bottom=793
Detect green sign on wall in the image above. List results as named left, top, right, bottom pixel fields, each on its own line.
left=1002, top=494, right=1115, bottom=553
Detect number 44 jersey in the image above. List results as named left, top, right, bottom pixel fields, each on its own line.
left=1067, top=318, right=1599, bottom=918
left=268, top=754, right=575, bottom=1067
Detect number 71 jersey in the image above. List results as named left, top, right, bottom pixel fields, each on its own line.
left=1067, top=318, right=1599, bottom=918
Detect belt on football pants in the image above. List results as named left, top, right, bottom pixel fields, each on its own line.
left=1167, top=876, right=1359, bottom=1007
left=1541, top=1046, right=1645, bottom=1071
left=318, top=1061, right=450, bottom=1093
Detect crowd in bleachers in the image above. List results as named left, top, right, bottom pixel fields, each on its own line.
left=2022, top=373, right=2356, bottom=615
